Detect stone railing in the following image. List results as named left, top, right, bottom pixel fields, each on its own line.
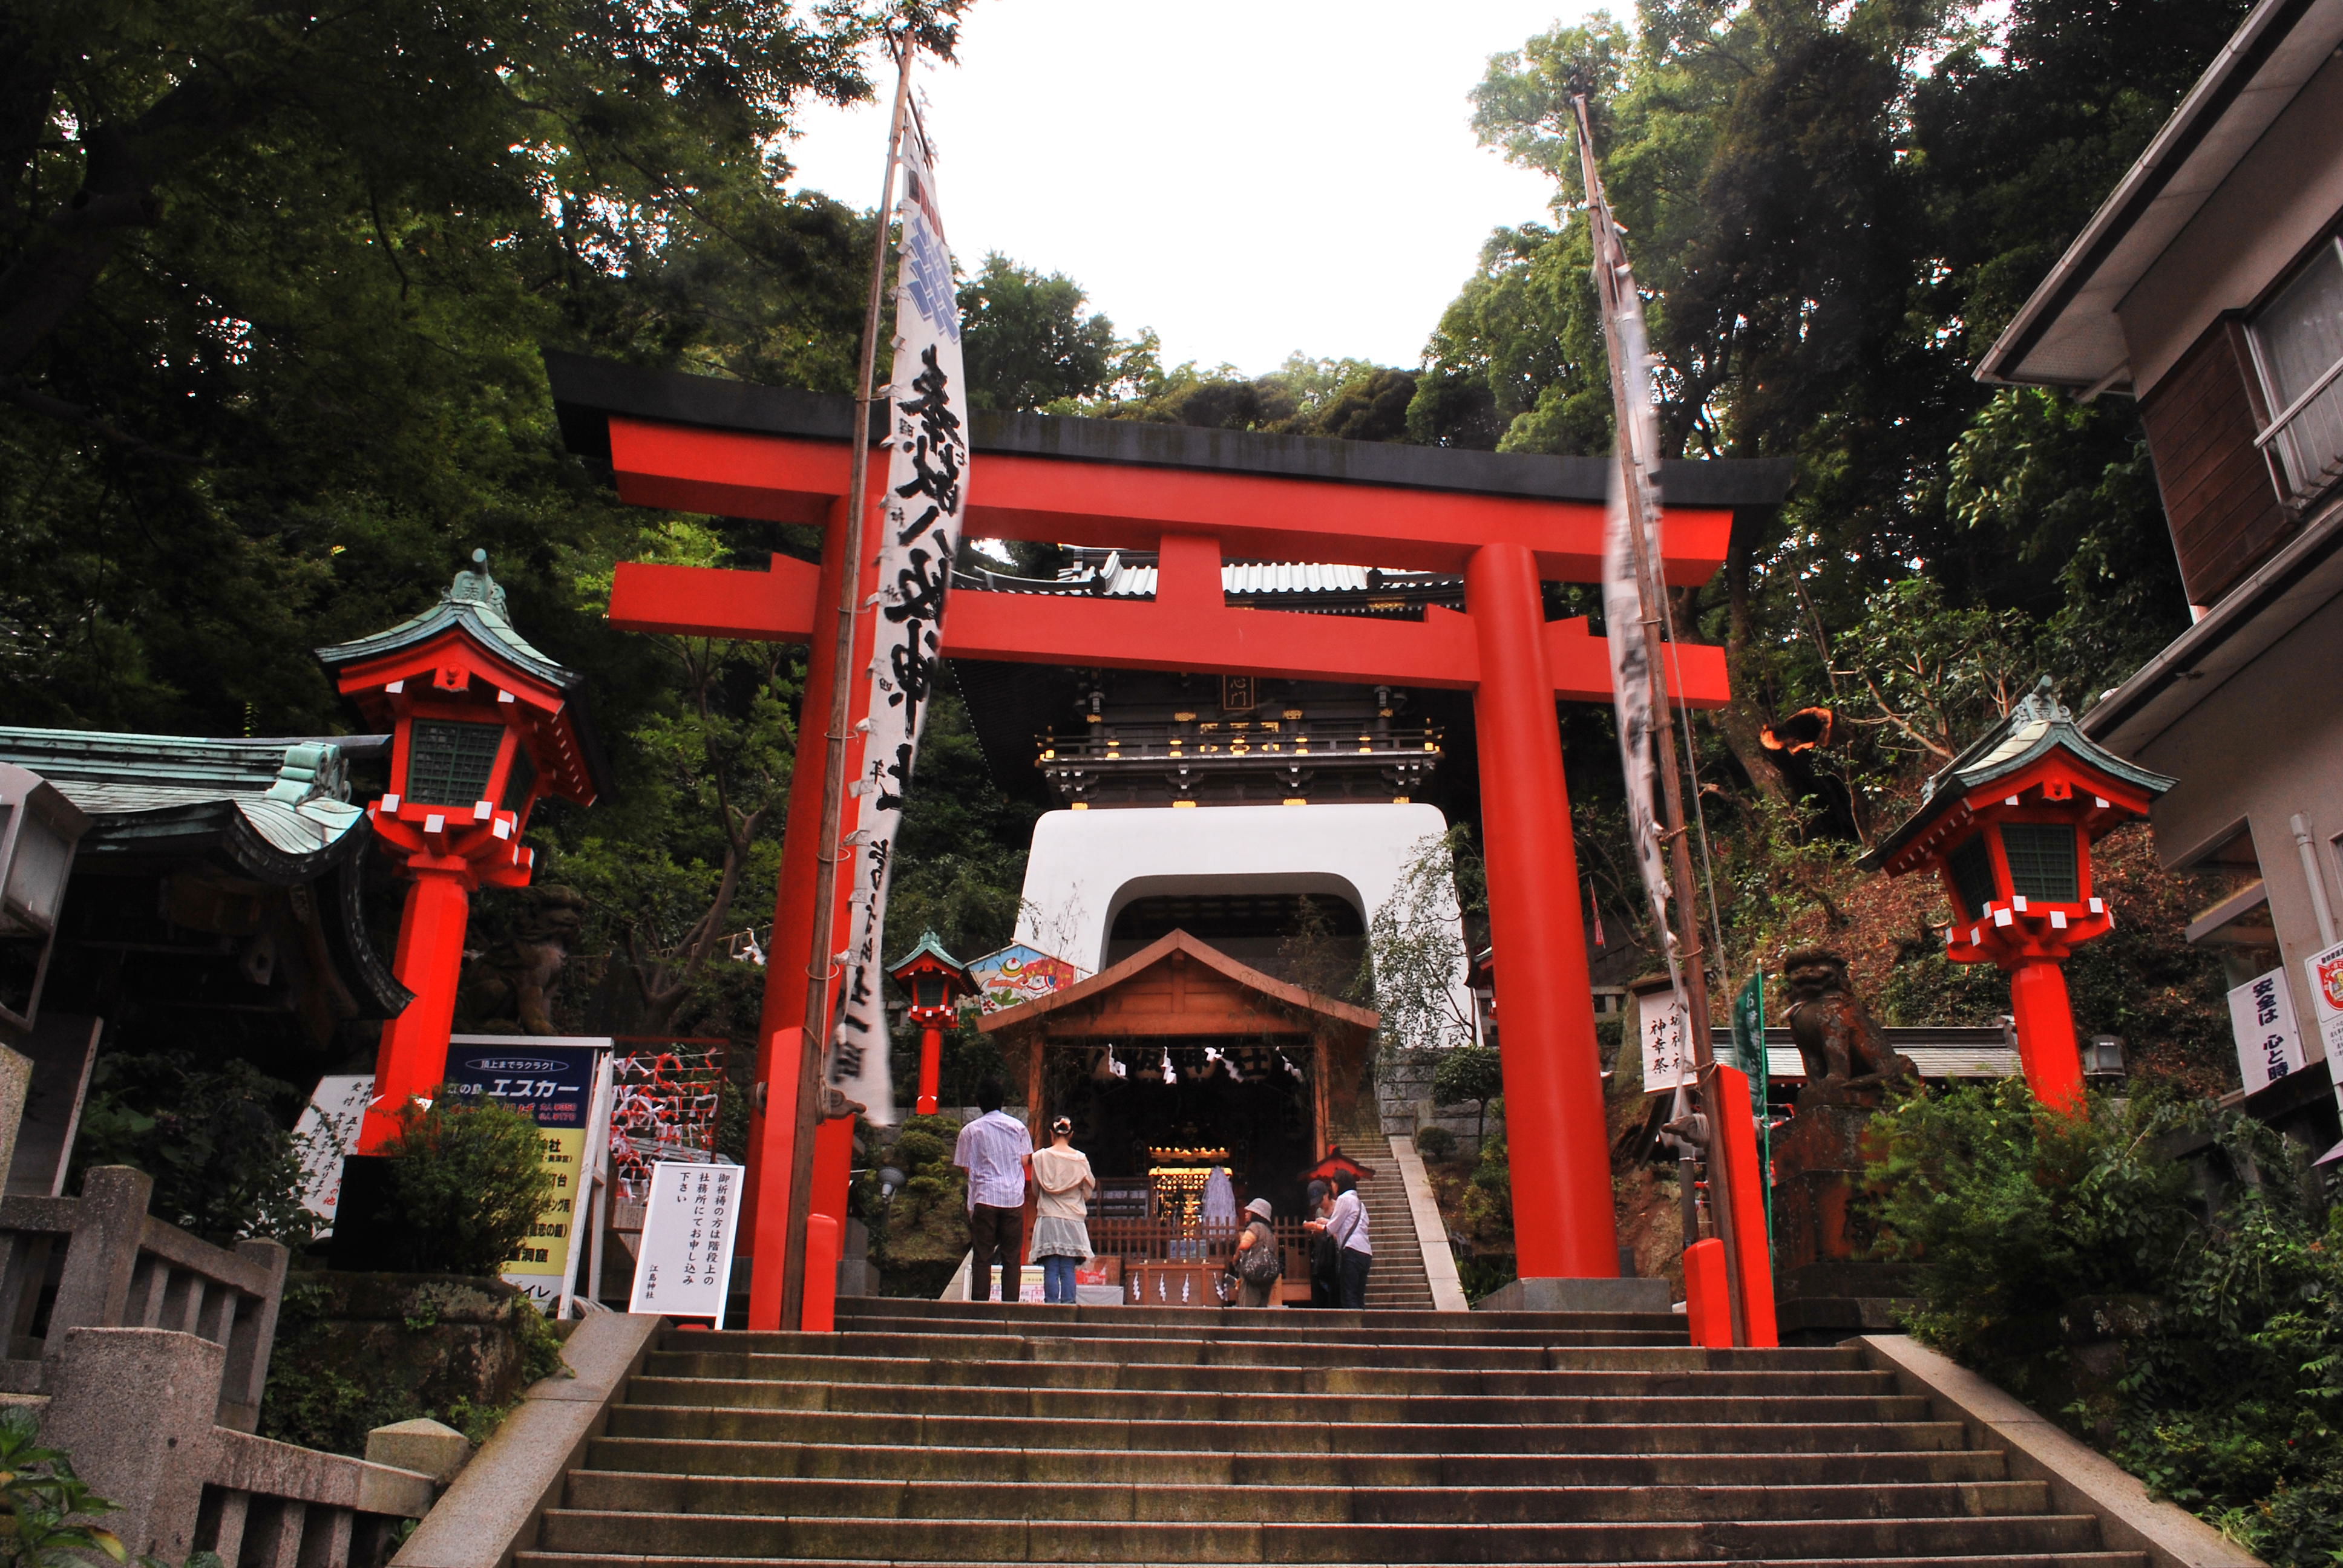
left=0, top=1166, right=286, bottom=1429
left=0, top=1164, right=431, bottom=1566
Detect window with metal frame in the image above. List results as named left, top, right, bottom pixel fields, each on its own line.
left=405, top=719, right=505, bottom=805
left=2001, top=823, right=2080, bottom=903
left=2248, top=237, right=2343, bottom=506
left=1947, top=834, right=1999, bottom=920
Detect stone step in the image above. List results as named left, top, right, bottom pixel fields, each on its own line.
left=790, top=1322, right=1694, bottom=1350
left=562, top=1472, right=2056, bottom=1524
left=673, top=1330, right=1859, bottom=1372
left=529, top=1507, right=2109, bottom=1561
left=522, top=1555, right=2143, bottom=1568
left=582, top=1437, right=2013, bottom=1486
left=740, top=1322, right=1696, bottom=1359
left=603, top=1405, right=1976, bottom=1454
left=833, top=1301, right=1660, bottom=1330
left=638, top=1349, right=1901, bottom=1398
left=620, top=1375, right=1936, bottom=1427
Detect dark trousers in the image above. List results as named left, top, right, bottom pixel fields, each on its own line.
left=968, top=1203, right=1024, bottom=1301
left=1337, top=1246, right=1372, bottom=1310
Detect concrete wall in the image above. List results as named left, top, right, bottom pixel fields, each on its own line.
left=2123, top=51, right=2343, bottom=393
left=1014, top=801, right=1475, bottom=1047
left=2136, top=588, right=2343, bottom=1055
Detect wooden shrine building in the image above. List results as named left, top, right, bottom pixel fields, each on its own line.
left=980, top=930, right=1376, bottom=1301
left=981, top=929, right=1376, bottom=1218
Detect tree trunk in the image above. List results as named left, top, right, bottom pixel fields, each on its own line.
left=1710, top=503, right=1794, bottom=807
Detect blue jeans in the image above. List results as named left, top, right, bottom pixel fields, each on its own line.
left=1041, top=1255, right=1079, bottom=1304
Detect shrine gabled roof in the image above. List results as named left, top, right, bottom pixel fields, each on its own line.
left=315, top=552, right=577, bottom=691
left=887, top=927, right=972, bottom=983
left=977, top=927, right=1380, bottom=1036
left=0, top=728, right=384, bottom=882
left=1861, top=681, right=2178, bottom=869
left=543, top=350, right=1796, bottom=509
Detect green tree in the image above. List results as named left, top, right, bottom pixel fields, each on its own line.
left=1432, top=1045, right=1505, bottom=1144
left=958, top=253, right=1141, bottom=411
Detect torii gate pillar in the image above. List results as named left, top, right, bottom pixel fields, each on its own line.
left=548, top=350, right=1789, bottom=1319
left=1466, top=542, right=1616, bottom=1275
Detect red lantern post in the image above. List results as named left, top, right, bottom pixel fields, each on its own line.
left=318, top=552, right=607, bottom=1149
left=1865, top=681, right=2172, bottom=1109
left=887, top=931, right=975, bottom=1117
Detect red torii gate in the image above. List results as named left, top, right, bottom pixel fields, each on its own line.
left=547, top=353, right=1788, bottom=1324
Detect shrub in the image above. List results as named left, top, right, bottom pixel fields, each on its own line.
left=1414, top=1125, right=1458, bottom=1160
left=383, top=1091, right=559, bottom=1277
left=1432, top=1046, right=1504, bottom=1142
left=1866, top=1080, right=2343, bottom=1566
left=73, top=1052, right=316, bottom=1247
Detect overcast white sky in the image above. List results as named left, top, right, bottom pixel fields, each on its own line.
left=779, top=2, right=1604, bottom=377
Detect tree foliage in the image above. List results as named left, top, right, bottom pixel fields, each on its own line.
left=384, top=1092, right=561, bottom=1277
left=1868, top=1083, right=2343, bottom=1566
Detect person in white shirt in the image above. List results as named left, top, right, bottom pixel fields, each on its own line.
left=951, top=1079, right=1032, bottom=1302
left=1325, top=1169, right=1372, bottom=1309
left=1027, top=1117, right=1096, bottom=1305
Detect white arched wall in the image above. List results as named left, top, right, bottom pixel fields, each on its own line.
left=1014, top=802, right=1463, bottom=989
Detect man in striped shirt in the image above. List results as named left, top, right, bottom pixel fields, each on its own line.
left=952, top=1079, right=1033, bottom=1302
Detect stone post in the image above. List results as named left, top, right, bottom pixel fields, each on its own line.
left=39, top=1327, right=225, bottom=1563
left=44, top=1166, right=152, bottom=1362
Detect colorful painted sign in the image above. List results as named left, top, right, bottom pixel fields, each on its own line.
left=2226, top=967, right=2306, bottom=1093
left=966, top=944, right=1083, bottom=1014
left=444, top=1037, right=612, bottom=1315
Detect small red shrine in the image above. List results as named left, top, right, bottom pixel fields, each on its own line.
left=887, top=928, right=974, bottom=1116
left=318, top=551, right=609, bottom=1148
left=1864, top=680, right=2172, bottom=1109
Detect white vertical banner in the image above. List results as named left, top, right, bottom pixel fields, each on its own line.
left=1589, top=149, right=1686, bottom=1014
left=2227, top=967, right=2306, bottom=1093
left=827, top=93, right=968, bottom=1127
left=1640, top=995, right=1693, bottom=1093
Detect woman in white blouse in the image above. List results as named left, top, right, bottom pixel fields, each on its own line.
left=1028, top=1116, right=1096, bottom=1305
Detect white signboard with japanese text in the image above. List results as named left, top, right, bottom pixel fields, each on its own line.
left=2302, top=941, right=2343, bottom=1149
left=294, top=1074, right=374, bottom=1227
left=628, top=1161, right=742, bottom=1322
left=2227, top=968, right=2306, bottom=1093
left=1640, top=993, right=1693, bottom=1093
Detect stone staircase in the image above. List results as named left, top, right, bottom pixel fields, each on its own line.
left=1329, top=1122, right=1437, bottom=1310
left=512, top=1297, right=2141, bottom=1568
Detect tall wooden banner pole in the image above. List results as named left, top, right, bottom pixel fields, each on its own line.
left=1569, top=91, right=1750, bottom=1345
left=779, top=34, right=915, bottom=1330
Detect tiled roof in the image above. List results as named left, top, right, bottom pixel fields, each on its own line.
left=0, top=728, right=383, bottom=880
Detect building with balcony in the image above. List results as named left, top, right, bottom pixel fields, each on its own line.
left=1980, top=0, right=2343, bottom=1149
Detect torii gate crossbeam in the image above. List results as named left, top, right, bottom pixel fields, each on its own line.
left=547, top=353, right=1790, bottom=1322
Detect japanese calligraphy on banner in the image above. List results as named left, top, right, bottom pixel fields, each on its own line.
left=293, top=1074, right=374, bottom=1227
left=1640, top=991, right=1693, bottom=1094
left=829, top=94, right=967, bottom=1126
left=629, top=1161, right=742, bottom=1321
left=2226, top=967, right=2305, bottom=1093
left=445, top=1037, right=612, bottom=1316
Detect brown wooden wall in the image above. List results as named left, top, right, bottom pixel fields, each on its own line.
left=2140, top=319, right=2296, bottom=606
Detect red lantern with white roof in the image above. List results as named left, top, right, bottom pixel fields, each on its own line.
left=1864, top=679, right=2172, bottom=1109
left=318, top=550, right=608, bottom=1149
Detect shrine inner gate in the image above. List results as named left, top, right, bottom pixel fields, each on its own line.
left=547, top=352, right=1791, bottom=1322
